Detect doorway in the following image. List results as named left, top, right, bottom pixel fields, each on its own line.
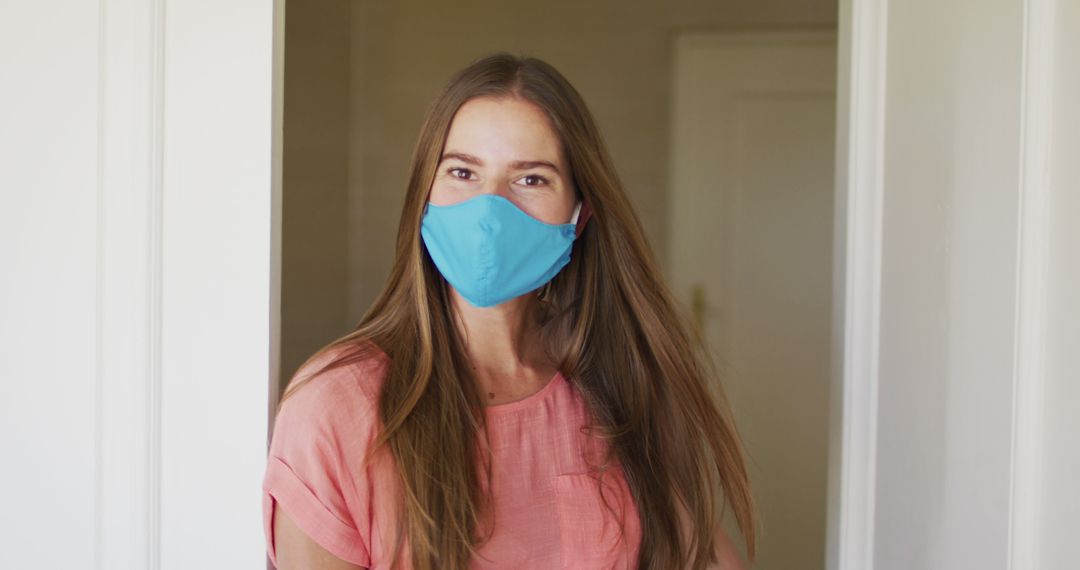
left=279, top=3, right=842, bottom=569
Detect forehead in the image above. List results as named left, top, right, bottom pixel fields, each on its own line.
left=444, top=96, right=564, bottom=165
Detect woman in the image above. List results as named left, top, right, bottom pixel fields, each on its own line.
left=263, top=52, right=759, bottom=570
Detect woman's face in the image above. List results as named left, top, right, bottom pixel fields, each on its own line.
left=428, top=96, right=577, bottom=225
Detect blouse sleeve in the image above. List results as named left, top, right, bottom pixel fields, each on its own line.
left=262, top=360, right=377, bottom=568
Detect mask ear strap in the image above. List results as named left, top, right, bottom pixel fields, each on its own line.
left=573, top=199, right=593, bottom=238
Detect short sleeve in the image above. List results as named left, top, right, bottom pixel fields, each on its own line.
left=262, top=358, right=379, bottom=568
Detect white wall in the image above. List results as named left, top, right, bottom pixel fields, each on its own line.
left=0, top=2, right=100, bottom=566
left=1040, top=0, right=1080, bottom=566
left=831, top=0, right=1079, bottom=569
left=0, top=1, right=282, bottom=568
left=875, top=0, right=1021, bottom=567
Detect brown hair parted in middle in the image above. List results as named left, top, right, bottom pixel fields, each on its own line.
left=277, top=51, right=759, bottom=570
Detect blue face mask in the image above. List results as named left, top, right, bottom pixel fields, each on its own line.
left=420, top=194, right=583, bottom=308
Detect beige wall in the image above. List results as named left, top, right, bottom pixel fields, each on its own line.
left=282, top=1, right=838, bottom=376
left=281, top=0, right=351, bottom=383
left=343, top=0, right=837, bottom=321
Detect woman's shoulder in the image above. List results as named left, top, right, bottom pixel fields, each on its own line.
left=264, top=341, right=390, bottom=568
left=275, top=340, right=391, bottom=436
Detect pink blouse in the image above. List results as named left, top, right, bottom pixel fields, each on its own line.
left=262, top=345, right=642, bottom=569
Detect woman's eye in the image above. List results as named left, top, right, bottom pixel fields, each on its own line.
left=518, top=174, right=549, bottom=187
left=447, top=167, right=475, bottom=181
left=445, top=167, right=548, bottom=187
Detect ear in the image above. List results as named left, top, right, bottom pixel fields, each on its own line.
left=574, top=199, right=593, bottom=238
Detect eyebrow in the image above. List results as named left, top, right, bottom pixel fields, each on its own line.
left=439, top=151, right=561, bottom=174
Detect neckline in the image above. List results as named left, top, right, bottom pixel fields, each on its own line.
left=483, top=370, right=564, bottom=414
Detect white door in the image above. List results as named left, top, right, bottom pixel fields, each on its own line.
left=668, top=31, right=837, bottom=569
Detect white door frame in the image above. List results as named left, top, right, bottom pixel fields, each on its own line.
left=92, top=0, right=285, bottom=567
left=829, top=1, right=1057, bottom=569
left=827, top=0, right=887, bottom=568
left=2, top=0, right=284, bottom=566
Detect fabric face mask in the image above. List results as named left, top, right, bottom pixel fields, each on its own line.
left=420, top=194, right=584, bottom=308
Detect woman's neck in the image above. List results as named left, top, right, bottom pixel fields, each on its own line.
left=448, top=287, right=555, bottom=399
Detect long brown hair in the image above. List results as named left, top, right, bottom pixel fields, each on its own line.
left=276, top=52, right=759, bottom=569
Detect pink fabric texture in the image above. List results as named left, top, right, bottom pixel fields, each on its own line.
left=262, top=345, right=642, bottom=569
